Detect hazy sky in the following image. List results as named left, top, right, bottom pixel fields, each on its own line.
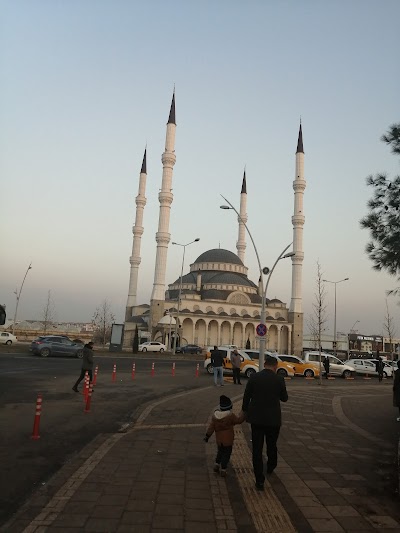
left=1, top=1, right=399, bottom=337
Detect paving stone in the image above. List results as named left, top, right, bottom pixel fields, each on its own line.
left=305, top=480, right=331, bottom=488
left=184, top=522, right=217, bottom=533
left=365, top=515, right=400, bottom=528
left=300, top=507, right=332, bottom=519
left=70, top=492, right=102, bottom=502
left=84, top=518, right=119, bottom=531
left=152, top=515, right=184, bottom=529
left=155, top=504, right=184, bottom=516
left=326, top=506, right=360, bottom=517
left=313, top=467, right=336, bottom=474
left=52, top=514, right=89, bottom=528
left=185, top=498, right=213, bottom=510
left=91, top=506, right=124, bottom=518
left=125, top=500, right=156, bottom=512
left=96, top=494, right=128, bottom=506
left=307, top=518, right=345, bottom=531
left=293, top=496, right=322, bottom=507
left=120, top=511, right=153, bottom=525
left=334, top=515, right=375, bottom=530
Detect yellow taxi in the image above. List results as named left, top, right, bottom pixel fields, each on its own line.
left=205, top=348, right=295, bottom=378
left=242, top=350, right=297, bottom=378
left=279, top=354, right=321, bottom=378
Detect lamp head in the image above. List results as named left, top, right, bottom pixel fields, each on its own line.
left=220, top=205, right=231, bottom=210
left=194, top=238, right=200, bottom=242
left=344, top=277, right=349, bottom=281
left=283, top=252, right=296, bottom=258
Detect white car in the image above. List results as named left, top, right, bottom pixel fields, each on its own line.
left=138, top=341, right=166, bottom=353
left=302, top=352, right=354, bottom=378
left=0, top=332, right=17, bottom=345
left=346, top=359, right=393, bottom=378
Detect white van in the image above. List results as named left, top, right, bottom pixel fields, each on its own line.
left=346, top=359, right=393, bottom=378
left=302, top=352, right=354, bottom=378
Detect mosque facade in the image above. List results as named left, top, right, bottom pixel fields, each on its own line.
left=124, top=93, right=306, bottom=355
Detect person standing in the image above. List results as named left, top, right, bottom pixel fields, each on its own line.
left=231, top=349, right=242, bottom=385
left=393, top=360, right=400, bottom=422
left=242, top=355, right=288, bottom=491
left=211, top=346, right=224, bottom=387
left=203, top=395, right=245, bottom=476
left=323, top=356, right=330, bottom=379
left=72, top=342, right=94, bottom=392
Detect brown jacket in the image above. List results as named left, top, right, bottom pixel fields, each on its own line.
left=206, top=410, right=245, bottom=446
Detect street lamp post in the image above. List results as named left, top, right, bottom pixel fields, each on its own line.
left=220, top=195, right=293, bottom=370
left=12, top=262, right=33, bottom=335
left=323, top=278, right=349, bottom=358
left=171, top=239, right=200, bottom=355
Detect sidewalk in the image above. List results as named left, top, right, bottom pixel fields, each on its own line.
left=3, top=381, right=400, bottom=533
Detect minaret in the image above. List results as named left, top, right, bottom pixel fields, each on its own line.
left=126, top=149, right=147, bottom=320
left=236, top=170, right=247, bottom=263
left=150, top=92, right=176, bottom=332
left=289, top=123, right=306, bottom=356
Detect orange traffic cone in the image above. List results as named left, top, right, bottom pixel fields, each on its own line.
left=31, top=393, right=42, bottom=440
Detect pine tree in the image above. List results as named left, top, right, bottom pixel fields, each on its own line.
left=360, top=123, right=400, bottom=295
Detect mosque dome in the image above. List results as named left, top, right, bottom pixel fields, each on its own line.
left=194, top=249, right=243, bottom=266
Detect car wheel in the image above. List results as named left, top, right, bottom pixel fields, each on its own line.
left=304, top=369, right=315, bottom=378
left=40, top=348, right=50, bottom=357
left=277, top=368, right=288, bottom=377
left=342, top=370, right=351, bottom=379
left=245, top=368, right=256, bottom=378
left=160, top=348, right=164, bottom=353
left=76, top=350, right=83, bottom=359
left=142, top=347, right=147, bottom=352
left=5, top=340, right=12, bottom=345
left=206, top=364, right=214, bottom=375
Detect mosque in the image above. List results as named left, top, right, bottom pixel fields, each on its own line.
left=123, top=93, right=306, bottom=355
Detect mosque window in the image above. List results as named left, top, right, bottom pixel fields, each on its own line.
left=206, top=306, right=213, bottom=312
left=217, top=307, right=224, bottom=314
left=275, top=312, right=281, bottom=319
left=241, top=309, right=248, bottom=316
left=194, top=305, right=200, bottom=311
left=230, top=308, right=237, bottom=315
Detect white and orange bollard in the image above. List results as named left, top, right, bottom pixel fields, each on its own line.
left=132, top=362, right=136, bottom=380
left=31, top=393, right=42, bottom=440
left=83, top=371, right=90, bottom=401
left=92, top=365, right=98, bottom=386
left=151, top=362, right=155, bottom=377
left=112, top=364, right=117, bottom=382
left=172, top=362, right=175, bottom=377
left=84, top=382, right=93, bottom=413
left=195, top=363, right=199, bottom=378
left=363, top=372, right=371, bottom=380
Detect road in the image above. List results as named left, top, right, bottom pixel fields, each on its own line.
left=0, top=351, right=204, bottom=527
left=1, top=350, right=399, bottom=530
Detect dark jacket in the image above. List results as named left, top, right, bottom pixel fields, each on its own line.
left=393, top=368, right=400, bottom=407
left=206, top=410, right=245, bottom=446
left=211, top=349, right=224, bottom=368
left=231, top=351, right=242, bottom=369
left=82, top=345, right=94, bottom=370
left=323, top=357, right=330, bottom=372
left=242, top=369, right=288, bottom=426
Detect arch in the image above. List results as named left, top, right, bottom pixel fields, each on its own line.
left=182, top=317, right=194, bottom=345
left=232, top=322, right=243, bottom=348
left=278, top=324, right=290, bottom=354
left=267, top=324, right=279, bottom=352
left=220, top=321, right=231, bottom=346
left=227, top=292, right=251, bottom=305
left=194, top=319, right=207, bottom=346
left=245, top=323, right=255, bottom=349
left=207, top=319, right=219, bottom=346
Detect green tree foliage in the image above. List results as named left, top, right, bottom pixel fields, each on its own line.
left=360, top=123, right=400, bottom=294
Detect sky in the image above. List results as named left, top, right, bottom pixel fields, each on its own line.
left=1, top=0, right=400, bottom=337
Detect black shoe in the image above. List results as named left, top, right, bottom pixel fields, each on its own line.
left=255, top=482, right=264, bottom=491
left=238, top=382, right=242, bottom=385
left=72, top=386, right=79, bottom=393
left=266, top=468, right=275, bottom=475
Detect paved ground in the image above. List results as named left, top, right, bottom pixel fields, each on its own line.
left=2, top=375, right=399, bottom=533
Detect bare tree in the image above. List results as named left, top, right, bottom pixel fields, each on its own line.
left=383, top=299, right=396, bottom=358
left=41, top=290, right=55, bottom=334
left=92, top=300, right=115, bottom=346
left=306, top=316, right=320, bottom=350
left=310, top=261, right=328, bottom=384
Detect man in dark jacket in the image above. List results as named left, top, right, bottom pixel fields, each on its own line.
left=375, top=356, right=384, bottom=382
left=242, top=355, right=288, bottom=491
left=72, top=342, right=94, bottom=392
left=211, top=346, right=225, bottom=387
left=323, top=356, right=330, bottom=379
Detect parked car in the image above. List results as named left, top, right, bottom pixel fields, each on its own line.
left=175, top=344, right=203, bottom=354
left=302, top=352, right=354, bottom=378
left=278, top=354, right=321, bottom=378
left=204, top=348, right=259, bottom=379
left=346, top=359, right=393, bottom=378
left=30, top=336, right=84, bottom=358
left=242, top=349, right=295, bottom=378
left=0, top=332, right=17, bottom=345
left=138, top=341, right=166, bottom=353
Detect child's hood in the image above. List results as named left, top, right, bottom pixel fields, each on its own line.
left=213, top=409, right=232, bottom=420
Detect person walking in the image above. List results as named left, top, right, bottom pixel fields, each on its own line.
left=211, top=346, right=224, bottom=387
left=72, top=342, right=94, bottom=392
left=375, top=356, right=384, bottom=382
left=204, top=395, right=245, bottom=476
left=231, top=349, right=242, bottom=385
left=242, top=355, right=288, bottom=491
left=323, top=356, right=330, bottom=379
left=393, top=360, right=400, bottom=422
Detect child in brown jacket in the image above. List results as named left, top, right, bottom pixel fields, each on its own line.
left=204, top=395, right=245, bottom=476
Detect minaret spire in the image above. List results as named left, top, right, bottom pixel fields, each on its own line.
left=126, top=147, right=148, bottom=317
left=289, top=122, right=306, bottom=355
left=150, top=92, right=177, bottom=330
left=236, top=168, right=247, bottom=263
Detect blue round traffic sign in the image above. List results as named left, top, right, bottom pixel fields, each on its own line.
left=256, top=323, right=267, bottom=336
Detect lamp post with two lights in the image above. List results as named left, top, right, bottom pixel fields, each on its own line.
left=322, top=277, right=349, bottom=358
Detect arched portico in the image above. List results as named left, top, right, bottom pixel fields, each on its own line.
left=220, top=321, right=231, bottom=345
left=194, top=319, right=207, bottom=346
left=207, top=320, right=219, bottom=346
